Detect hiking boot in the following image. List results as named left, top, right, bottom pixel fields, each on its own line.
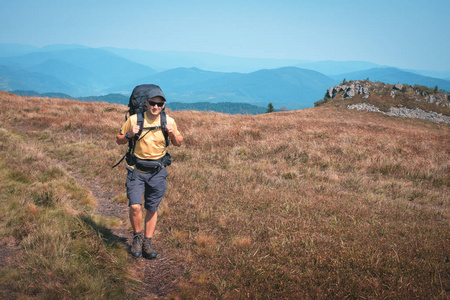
left=131, top=231, right=143, bottom=257
left=143, top=237, right=157, bottom=259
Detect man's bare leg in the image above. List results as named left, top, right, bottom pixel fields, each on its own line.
left=144, top=210, right=158, bottom=238
left=129, top=204, right=143, bottom=233
left=130, top=204, right=144, bottom=257
left=143, top=210, right=158, bottom=259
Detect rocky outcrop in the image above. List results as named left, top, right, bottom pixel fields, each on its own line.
left=347, top=103, right=450, bottom=124
left=322, top=80, right=449, bottom=107
left=326, top=82, right=370, bottom=101
left=315, top=80, right=450, bottom=123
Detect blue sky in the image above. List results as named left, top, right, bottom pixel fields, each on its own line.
left=1, top=0, right=449, bottom=71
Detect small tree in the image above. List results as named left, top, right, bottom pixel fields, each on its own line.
left=267, top=103, right=275, bottom=113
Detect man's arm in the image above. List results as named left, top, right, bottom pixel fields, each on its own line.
left=116, top=124, right=141, bottom=145
left=116, top=132, right=128, bottom=145
left=165, top=124, right=183, bottom=147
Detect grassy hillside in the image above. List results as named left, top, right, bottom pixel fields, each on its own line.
left=0, top=91, right=448, bottom=299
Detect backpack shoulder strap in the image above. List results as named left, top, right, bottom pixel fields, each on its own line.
left=136, top=112, right=144, bottom=138
left=160, top=110, right=170, bottom=147
left=112, top=113, right=141, bottom=169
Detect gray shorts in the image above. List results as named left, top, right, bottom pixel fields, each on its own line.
left=126, top=167, right=168, bottom=212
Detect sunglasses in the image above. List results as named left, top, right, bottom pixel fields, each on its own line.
left=147, top=100, right=164, bottom=107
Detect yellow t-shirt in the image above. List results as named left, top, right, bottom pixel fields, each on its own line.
left=120, top=113, right=180, bottom=160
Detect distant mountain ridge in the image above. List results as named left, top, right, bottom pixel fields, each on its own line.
left=1, top=43, right=449, bottom=110
left=0, top=46, right=156, bottom=96
left=295, top=60, right=383, bottom=75
left=0, top=65, right=73, bottom=93
left=101, top=47, right=306, bottom=73
left=132, top=67, right=338, bottom=109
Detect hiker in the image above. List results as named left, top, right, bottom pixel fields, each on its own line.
left=115, top=84, right=183, bottom=259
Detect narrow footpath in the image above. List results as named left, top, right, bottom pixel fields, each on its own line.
left=68, top=168, right=183, bottom=299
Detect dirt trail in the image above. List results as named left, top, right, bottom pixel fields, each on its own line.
left=0, top=164, right=182, bottom=299
left=2, top=123, right=183, bottom=298
left=68, top=168, right=183, bottom=299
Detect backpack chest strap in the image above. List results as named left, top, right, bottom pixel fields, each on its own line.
left=137, top=126, right=162, bottom=141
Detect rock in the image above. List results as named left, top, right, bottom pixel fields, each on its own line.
left=356, top=85, right=367, bottom=95
left=362, top=87, right=369, bottom=94
left=347, top=103, right=381, bottom=113
left=344, top=88, right=355, bottom=98
left=394, top=83, right=403, bottom=90
left=348, top=103, right=450, bottom=124
left=390, top=90, right=396, bottom=98
left=327, top=87, right=334, bottom=98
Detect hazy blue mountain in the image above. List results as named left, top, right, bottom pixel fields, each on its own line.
left=12, top=90, right=75, bottom=99
left=102, top=47, right=306, bottom=73
left=333, top=67, right=450, bottom=92
left=2, top=44, right=449, bottom=110
left=0, top=43, right=40, bottom=58
left=27, top=59, right=98, bottom=88
left=132, top=67, right=227, bottom=89
left=167, top=102, right=267, bottom=114
left=403, top=69, right=450, bottom=80
left=0, top=43, right=88, bottom=58
left=11, top=90, right=128, bottom=103
left=10, top=90, right=43, bottom=97
left=0, top=47, right=157, bottom=96
left=295, top=60, right=382, bottom=76
left=77, top=93, right=128, bottom=104
left=38, top=44, right=89, bottom=52
left=108, top=67, right=240, bottom=101
left=0, top=65, right=75, bottom=94
left=131, top=67, right=338, bottom=110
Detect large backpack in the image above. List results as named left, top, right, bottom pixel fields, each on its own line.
left=112, top=85, right=171, bottom=177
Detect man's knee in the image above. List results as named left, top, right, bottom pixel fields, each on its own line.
left=130, top=204, right=141, bottom=213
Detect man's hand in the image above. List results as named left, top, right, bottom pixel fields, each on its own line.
left=129, top=125, right=140, bottom=138
left=165, top=124, right=175, bottom=135
left=116, top=125, right=140, bottom=145
left=165, top=124, right=183, bottom=146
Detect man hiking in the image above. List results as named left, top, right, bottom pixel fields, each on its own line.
left=116, top=84, right=183, bottom=259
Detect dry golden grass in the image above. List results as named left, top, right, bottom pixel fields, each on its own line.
left=1, top=91, right=449, bottom=299
left=0, top=92, right=137, bottom=299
